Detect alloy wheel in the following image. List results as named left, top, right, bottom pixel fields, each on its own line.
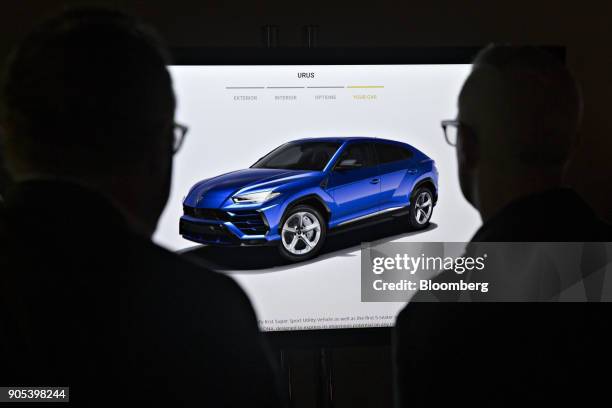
left=281, top=211, right=322, bottom=255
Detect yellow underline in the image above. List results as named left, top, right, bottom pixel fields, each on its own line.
left=347, top=85, right=385, bottom=89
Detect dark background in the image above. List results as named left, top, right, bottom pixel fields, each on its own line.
left=1, top=2, right=610, bottom=407
left=1, top=0, right=611, bottom=222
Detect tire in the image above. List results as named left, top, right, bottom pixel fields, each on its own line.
left=278, top=204, right=327, bottom=262
left=409, top=187, right=434, bottom=229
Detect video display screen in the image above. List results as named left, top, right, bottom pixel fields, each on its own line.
left=154, top=64, right=482, bottom=331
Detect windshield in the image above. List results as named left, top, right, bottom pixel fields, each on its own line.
left=252, top=141, right=341, bottom=171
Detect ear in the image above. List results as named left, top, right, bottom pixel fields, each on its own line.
left=0, top=122, right=8, bottom=146
left=457, top=125, right=479, bottom=170
left=0, top=122, right=15, bottom=173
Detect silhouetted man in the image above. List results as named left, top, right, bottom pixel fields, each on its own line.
left=0, top=9, right=282, bottom=407
left=449, top=46, right=609, bottom=241
left=394, top=46, right=611, bottom=407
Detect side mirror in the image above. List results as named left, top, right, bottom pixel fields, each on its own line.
left=335, top=159, right=363, bottom=171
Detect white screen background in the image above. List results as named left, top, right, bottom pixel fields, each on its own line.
left=154, top=65, right=481, bottom=330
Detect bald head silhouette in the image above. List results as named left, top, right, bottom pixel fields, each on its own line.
left=456, top=45, right=582, bottom=220
left=1, top=8, right=175, bottom=236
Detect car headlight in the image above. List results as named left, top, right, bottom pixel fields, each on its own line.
left=232, top=191, right=281, bottom=204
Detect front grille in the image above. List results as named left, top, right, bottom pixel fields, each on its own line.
left=183, top=206, right=229, bottom=221
left=183, top=206, right=268, bottom=235
left=180, top=219, right=237, bottom=245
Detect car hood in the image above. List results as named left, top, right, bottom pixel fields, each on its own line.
left=184, top=168, right=315, bottom=208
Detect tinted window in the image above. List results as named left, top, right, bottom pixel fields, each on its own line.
left=375, top=143, right=412, bottom=164
left=252, top=141, right=341, bottom=171
left=335, top=143, right=376, bottom=169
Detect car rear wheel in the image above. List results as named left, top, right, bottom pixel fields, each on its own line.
left=409, top=187, right=434, bottom=229
left=278, top=205, right=326, bottom=262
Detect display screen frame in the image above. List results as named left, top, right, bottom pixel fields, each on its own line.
left=168, top=45, right=565, bottom=347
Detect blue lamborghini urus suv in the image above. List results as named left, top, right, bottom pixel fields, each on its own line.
left=180, top=137, right=438, bottom=261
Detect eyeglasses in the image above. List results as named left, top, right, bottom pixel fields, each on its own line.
left=173, top=123, right=189, bottom=154
left=441, top=119, right=460, bottom=146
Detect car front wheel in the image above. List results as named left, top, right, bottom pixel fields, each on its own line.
left=278, top=204, right=327, bottom=262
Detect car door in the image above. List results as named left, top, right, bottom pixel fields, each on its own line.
left=374, top=142, right=418, bottom=211
left=327, top=142, right=381, bottom=224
